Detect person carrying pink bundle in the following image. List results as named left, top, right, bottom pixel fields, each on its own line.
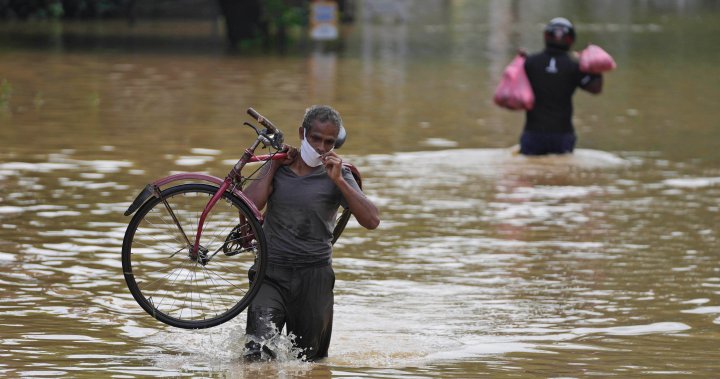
left=500, top=17, right=615, bottom=155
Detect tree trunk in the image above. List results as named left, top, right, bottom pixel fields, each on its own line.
left=216, top=0, right=262, bottom=48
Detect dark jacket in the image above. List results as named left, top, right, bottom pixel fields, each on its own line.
left=523, top=47, right=601, bottom=134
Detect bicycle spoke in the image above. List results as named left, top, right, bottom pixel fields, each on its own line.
left=136, top=258, right=187, bottom=294
left=144, top=262, right=188, bottom=315
left=132, top=239, right=186, bottom=259
left=199, top=270, right=236, bottom=316
left=186, top=262, right=198, bottom=320
left=200, top=202, right=239, bottom=254
left=159, top=191, right=193, bottom=247
left=201, top=264, right=247, bottom=292
left=137, top=215, right=191, bottom=253
left=145, top=206, right=193, bottom=249
left=200, top=265, right=220, bottom=318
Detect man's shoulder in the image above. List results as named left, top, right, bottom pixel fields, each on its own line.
left=342, top=164, right=364, bottom=191
left=527, top=49, right=572, bottom=60
left=526, top=49, right=579, bottom=71
left=525, top=51, right=549, bottom=67
left=527, top=50, right=545, bottom=59
left=340, top=162, right=360, bottom=176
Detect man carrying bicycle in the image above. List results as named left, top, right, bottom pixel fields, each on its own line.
left=242, top=105, right=380, bottom=361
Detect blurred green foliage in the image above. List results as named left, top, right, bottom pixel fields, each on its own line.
left=0, top=79, right=12, bottom=106
left=265, top=0, right=307, bottom=29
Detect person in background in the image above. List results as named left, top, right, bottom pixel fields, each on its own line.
left=242, top=105, right=380, bottom=361
left=520, top=17, right=603, bottom=155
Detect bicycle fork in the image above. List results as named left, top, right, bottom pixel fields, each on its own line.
left=190, top=177, right=232, bottom=261
left=155, top=185, right=193, bottom=248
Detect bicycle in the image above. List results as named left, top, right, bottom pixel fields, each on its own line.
left=121, top=108, right=361, bottom=329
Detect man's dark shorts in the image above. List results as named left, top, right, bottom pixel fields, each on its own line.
left=520, top=130, right=576, bottom=155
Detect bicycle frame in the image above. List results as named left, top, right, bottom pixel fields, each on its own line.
left=189, top=151, right=287, bottom=257
left=123, top=108, right=362, bottom=262
left=124, top=151, right=362, bottom=259
left=123, top=151, right=288, bottom=258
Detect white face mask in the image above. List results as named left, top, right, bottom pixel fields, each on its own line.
left=300, top=129, right=325, bottom=167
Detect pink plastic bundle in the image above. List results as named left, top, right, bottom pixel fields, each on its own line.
left=579, top=44, right=617, bottom=73
left=493, top=55, right=534, bottom=111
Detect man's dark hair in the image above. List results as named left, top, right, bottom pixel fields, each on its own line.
left=302, top=105, right=343, bottom=132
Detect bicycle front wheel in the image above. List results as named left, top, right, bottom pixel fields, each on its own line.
left=122, top=183, right=267, bottom=329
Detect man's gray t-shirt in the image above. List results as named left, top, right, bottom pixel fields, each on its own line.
left=263, top=165, right=361, bottom=267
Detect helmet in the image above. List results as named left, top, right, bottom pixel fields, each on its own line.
left=544, top=17, right=575, bottom=50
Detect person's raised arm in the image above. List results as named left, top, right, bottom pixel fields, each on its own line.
left=243, top=161, right=278, bottom=211
left=323, top=152, right=380, bottom=230
left=336, top=176, right=380, bottom=230
left=244, top=146, right=297, bottom=210
left=581, top=73, right=603, bottom=94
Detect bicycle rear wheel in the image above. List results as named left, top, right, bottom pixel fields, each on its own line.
left=122, top=183, right=267, bottom=329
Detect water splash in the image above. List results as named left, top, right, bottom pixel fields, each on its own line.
left=145, top=317, right=310, bottom=376
left=239, top=318, right=307, bottom=362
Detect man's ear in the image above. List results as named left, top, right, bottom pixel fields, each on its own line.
left=334, top=125, right=347, bottom=149
left=298, top=126, right=304, bottom=140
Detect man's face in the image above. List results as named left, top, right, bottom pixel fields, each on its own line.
left=301, top=120, right=339, bottom=155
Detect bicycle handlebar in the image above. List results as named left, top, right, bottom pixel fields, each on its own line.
left=247, top=108, right=279, bottom=134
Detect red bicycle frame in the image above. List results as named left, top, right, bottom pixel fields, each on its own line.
left=123, top=107, right=362, bottom=260
left=189, top=152, right=287, bottom=256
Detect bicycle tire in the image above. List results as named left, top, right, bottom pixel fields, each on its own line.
left=122, top=183, right=267, bottom=329
left=331, top=164, right=363, bottom=245
left=332, top=208, right=352, bottom=245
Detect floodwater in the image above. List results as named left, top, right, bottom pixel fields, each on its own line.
left=1, top=1, right=720, bottom=377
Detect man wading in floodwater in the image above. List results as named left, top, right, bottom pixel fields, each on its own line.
left=242, top=105, right=380, bottom=361
left=519, top=17, right=604, bottom=155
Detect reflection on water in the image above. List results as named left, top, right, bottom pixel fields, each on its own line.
left=2, top=0, right=720, bottom=377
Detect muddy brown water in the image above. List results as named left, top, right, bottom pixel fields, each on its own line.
left=1, top=1, right=719, bottom=377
